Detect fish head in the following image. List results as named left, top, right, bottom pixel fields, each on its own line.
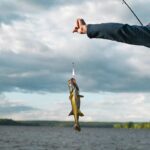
left=68, top=78, right=76, bottom=87
left=68, top=78, right=74, bottom=92
left=68, top=78, right=79, bottom=93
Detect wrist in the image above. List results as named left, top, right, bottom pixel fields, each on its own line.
left=82, top=25, right=87, bottom=34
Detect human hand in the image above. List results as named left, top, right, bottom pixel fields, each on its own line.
left=73, top=18, right=87, bottom=34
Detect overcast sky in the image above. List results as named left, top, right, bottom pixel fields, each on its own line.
left=0, top=0, right=150, bottom=122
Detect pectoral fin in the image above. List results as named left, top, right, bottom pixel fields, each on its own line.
left=78, top=95, right=84, bottom=98
left=68, top=110, right=73, bottom=116
left=78, top=110, right=84, bottom=117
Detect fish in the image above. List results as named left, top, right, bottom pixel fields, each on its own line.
left=68, top=78, right=84, bottom=132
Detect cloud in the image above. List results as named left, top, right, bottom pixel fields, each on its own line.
left=0, top=94, right=37, bottom=116
left=0, top=0, right=149, bottom=94
left=1, top=92, right=150, bottom=121
left=0, top=93, right=70, bottom=120
left=0, top=0, right=149, bottom=121
left=130, top=0, right=150, bottom=24
left=81, top=92, right=150, bottom=122
left=25, top=0, right=88, bottom=9
left=0, top=1, right=28, bottom=24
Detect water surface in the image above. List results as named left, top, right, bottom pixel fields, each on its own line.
left=0, top=126, right=150, bottom=150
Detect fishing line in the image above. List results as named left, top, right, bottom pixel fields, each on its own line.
left=122, top=0, right=143, bottom=26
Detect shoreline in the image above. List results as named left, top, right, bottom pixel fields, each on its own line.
left=0, top=119, right=150, bottom=129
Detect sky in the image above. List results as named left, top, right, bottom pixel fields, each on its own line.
left=0, top=0, right=150, bottom=122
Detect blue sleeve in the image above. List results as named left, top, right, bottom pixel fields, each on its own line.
left=87, top=23, right=150, bottom=48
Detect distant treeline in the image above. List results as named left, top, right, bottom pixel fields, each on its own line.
left=0, top=119, right=114, bottom=128
left=0, top=119, right=150, bottom=129
left=0, top=119, right=21, bottom=125
left=114, top=122, right=150, bottom=129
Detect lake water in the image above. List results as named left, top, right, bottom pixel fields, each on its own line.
left=0, top=126, right=150, bottom=150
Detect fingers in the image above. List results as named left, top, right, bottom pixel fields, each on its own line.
left=73, top=27, right=78, bottom=33
left=73, top=18, right=86, bottom=33
left=78, top=18, right=86, bottom=26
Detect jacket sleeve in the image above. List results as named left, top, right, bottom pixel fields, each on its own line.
left=87, top=23, right=150, bottom=48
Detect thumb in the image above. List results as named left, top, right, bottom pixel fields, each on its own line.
left=73, top=19, right=80, bottom=33
left=78, top=18, right=86, bottom=26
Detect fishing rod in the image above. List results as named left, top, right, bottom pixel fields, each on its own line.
left=122, top=0, right=143, bottom=26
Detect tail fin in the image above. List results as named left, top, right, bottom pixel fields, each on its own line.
left=74, top=124, right=81, bottom=132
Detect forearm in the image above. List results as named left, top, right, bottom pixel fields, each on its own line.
left=87, top=23, right=150, bottom=48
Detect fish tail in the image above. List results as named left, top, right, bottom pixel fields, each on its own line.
left=74, top=124, right=81, bottom=132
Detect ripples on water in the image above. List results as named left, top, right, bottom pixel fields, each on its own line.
left=0, top=126, right=150, bottom=150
